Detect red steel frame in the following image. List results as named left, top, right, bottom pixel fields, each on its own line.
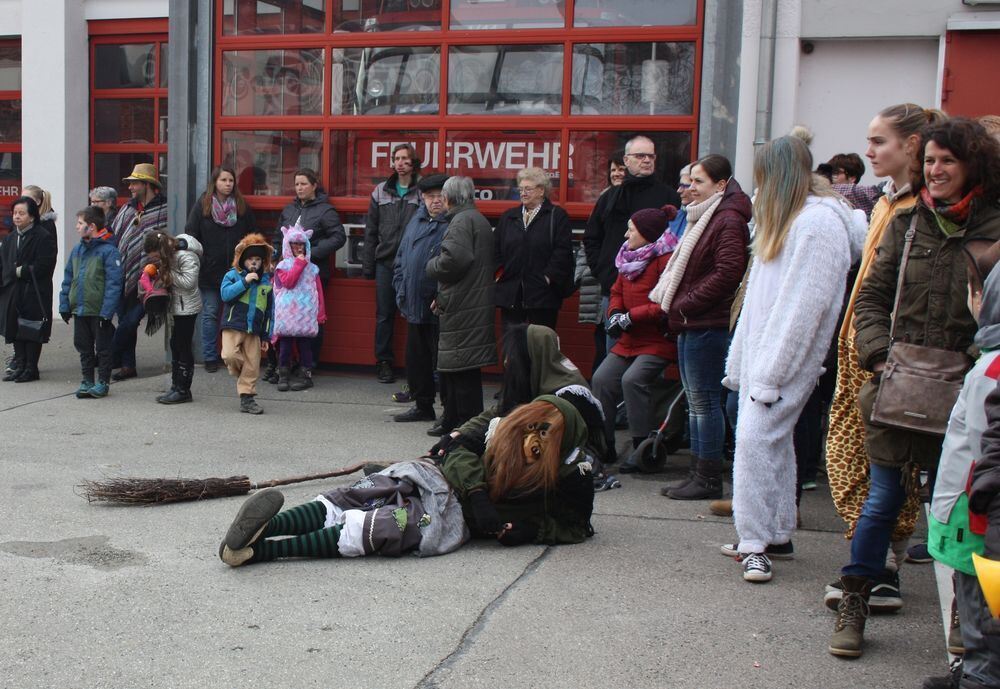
left=88, top=19, right=169, bottom=193
left=0, top=38, right=21, bottom=236
left=212, top=0, right=704, bottom=221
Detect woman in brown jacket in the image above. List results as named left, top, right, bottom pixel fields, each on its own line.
left=829, top=118, right=1000, bottom=659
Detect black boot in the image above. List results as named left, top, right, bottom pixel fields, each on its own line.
left=660, top=455, right=698, bottom=496
left=159, top=363, right=193, bottom=404
left=262, top=362, right=278, bottom=384
left=290, top=367, right=313, bottom=391
left=3, top=348, right=23, bottom=381
left=240, top=394, right=263, bottom=414
left=666, top=458, right=723, bottom=500
left=619, top=437, right=647, bottom=474
left=276, top=366, right=291, bottom=392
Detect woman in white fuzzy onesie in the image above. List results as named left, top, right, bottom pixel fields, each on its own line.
left=724, top=136, right=866, bottom=583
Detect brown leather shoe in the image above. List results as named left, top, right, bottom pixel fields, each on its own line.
left=709, top=499, right=733, bottom=517
left=111, top=367, right=137, bottom=381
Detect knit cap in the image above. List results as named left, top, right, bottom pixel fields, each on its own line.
left=630, top=204, right=678, bottom=243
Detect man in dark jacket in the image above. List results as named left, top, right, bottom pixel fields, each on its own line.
left=426, top=176, right=496, bottom=436
left=583, top=135, right=680, bottom=339
left=364, top=143, right=422, bottom=383
left=391, top=173, right=449, bottom=423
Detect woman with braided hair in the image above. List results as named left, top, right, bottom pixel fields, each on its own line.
left=217, top=395, right=595, bottom=566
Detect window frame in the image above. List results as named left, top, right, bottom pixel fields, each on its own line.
left=213, top=0, right=703, bottom=220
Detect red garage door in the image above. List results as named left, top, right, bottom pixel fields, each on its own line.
left=942, top=30, right=1000, bottom=117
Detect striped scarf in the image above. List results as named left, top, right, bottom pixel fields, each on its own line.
left=115, top=196, right=168, bottom=298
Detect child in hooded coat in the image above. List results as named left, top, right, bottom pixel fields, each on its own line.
left=272, top=223, right=326, bottom=391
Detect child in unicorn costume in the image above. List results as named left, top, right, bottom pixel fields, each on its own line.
left=272, top=222, right=326, bottom=391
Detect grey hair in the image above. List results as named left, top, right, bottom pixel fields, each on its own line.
left=516, top=167, right=552, bottom=196
left=89, top=186, right=118, bottom=203
left=624, top=135, right=655, bottom=155
left=442, top=176, right=475, bottom=206
left=678, top=164, right=692, bottom=182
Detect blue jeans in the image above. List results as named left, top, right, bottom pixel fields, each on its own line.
left=677, top=328, right=729, bottom=462
left=842, top=463, right=906, bottom=579
left=375, top=261, right=397, bottom=364
left=111, top=300, right=145, bottom=370
left=199, top=286, right=223, bottom=363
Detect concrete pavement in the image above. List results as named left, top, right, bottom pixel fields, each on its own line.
left=0, top=329, right=951, bottom=688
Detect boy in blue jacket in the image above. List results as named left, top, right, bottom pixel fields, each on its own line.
left=220, top=233, right=274, bottom=414
left=58, top=206, right=122, bottom=398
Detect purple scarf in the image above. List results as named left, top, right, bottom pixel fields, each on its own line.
left=615, top=232, right=678, bottom=281
left=211, top=195, right=237, bottom=227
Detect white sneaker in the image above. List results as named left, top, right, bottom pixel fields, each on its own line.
left=741, top=552, right=773, bottom=583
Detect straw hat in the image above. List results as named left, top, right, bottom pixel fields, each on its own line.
left=122, top=163, right=162, bottom=188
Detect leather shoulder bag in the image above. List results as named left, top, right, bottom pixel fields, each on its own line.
left=870, top=215, right=972, bottom=436
left=16, top=265, right=49, bottom=343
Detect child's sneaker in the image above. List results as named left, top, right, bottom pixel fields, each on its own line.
left=76, top=380, right=94, bottom=398
left=740, top=552, right=773, bottom=582
left=89, top=382, right=110, bottom=398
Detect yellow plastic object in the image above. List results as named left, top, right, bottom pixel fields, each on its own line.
left=972, top=552, right=1000, bottom=617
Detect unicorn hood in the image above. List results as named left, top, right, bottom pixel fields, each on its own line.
left=280, top=223, right=313, bottom=261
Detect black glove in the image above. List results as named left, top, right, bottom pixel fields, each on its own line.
left=468, top=489, right=504, bottom=535
left=497, top=521, right=538, bottom=547
left=429, top=433, right=458, bottom=458
left=99, top=317, right=114, bottom=329
left=60, top=312, right=71, bottom=324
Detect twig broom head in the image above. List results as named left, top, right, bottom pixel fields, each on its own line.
left=79, top=475, right=254, bottom=505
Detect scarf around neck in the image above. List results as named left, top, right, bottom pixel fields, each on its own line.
left=212, top=195, right=238, bottom=228
left=920, top=185, right=982, bottom=236
left=648, top=191, right=724, bottom=311
left=615, top=231, right=678, bottom=280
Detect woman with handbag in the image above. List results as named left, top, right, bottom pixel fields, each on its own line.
left=0, top=196, right=58, bottom=382
left=493, top=167, right=574, bottom=331
left=829, top=117, right=1000, bottom=659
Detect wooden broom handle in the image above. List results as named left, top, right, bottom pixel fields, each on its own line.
left=250, top=458, right=430, bottom=490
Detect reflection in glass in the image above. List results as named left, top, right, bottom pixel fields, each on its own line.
left=445, top=130, right=561, bottom=201
left=0, top=152, right=21, bottom=236
left=448, top=45, right=562, bottom=115
left=159, top=44, right=169, bottom=87
left=220, top=130, right=322, bottom=196
left=94, top=152, right=155, bottom=191
left=222, top=49, right=325, bottom=116
left=333, top=47, right=439, bottom=115
left=158, top=98, right=168, bottom=144
left=94, top=44, right=157, bottom=89
left=0, top=44, right=21, bottom=90
left=573, top=0, right=697, bottom=27
left=566, top=130, right=691, bottom=203
left=0, top=99, right=20, bottom=143
left=330, top=130, right=437, bottom=196
left=222, top=0, right=326, bottom=35
left=450, top=0, right=564, bottom=29
left=331, top=0, right=441, bottom=32
left=572, top=42, right=695, bottom=115
left=94, top=99, right=155, bottom=144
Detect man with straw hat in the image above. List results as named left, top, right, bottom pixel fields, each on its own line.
left=109, top=163, right=168, bottom=381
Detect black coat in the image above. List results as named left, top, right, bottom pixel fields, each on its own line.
left=494, top=199, right=574, bottom=311
left=276, top=192, right=346, bottom=284
left=583, top=173, right=680, bottom=295
left=0, top=224, right=57, bottom=343
left=184, top=195, right=257, bottom=289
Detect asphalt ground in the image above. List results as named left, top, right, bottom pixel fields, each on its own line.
left=0, top=327, right=953, bottom=688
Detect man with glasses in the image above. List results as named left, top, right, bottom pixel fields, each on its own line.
left=583, top=135, right=680, bottom=343
left=89, top=186, right=119, bottom=228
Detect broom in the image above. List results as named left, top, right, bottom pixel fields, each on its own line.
left=79, top=462, right=371, bottom=505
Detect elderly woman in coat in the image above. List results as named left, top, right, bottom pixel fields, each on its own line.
left=426, top=176, right=497, bottom=437
left=0, top=196, right=58, bottom=382
left=493, top=166, right=574, bottom=330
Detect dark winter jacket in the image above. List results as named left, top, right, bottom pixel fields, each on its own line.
left=363, top=173, right=422, bottom=276
left=583, top=172, right=680, bottom=295
left=574, top=245, right=602, bottom=324
left=972, top=379, right=1000, bottom=558
left=276, top=192, right=346, bottom=283
left=0, top=223, right=58, bottom=343
left=442, top=394, right=594, bottom=545
left=426, top=201, right=497, bottom=372
left=854, top=199, right=1000, bottom=470
left=58, top=231, right=122, bottom=319
left=184, top=195, right=256, bottom=289
left=40, top=212, right=58, bottom=258
left=666, top=179, right=752, bottom=332
left=493, top=199, right=574, bottom=311
left=608, top=252, right=675, bottom=360
left=392, top=204, right=448, bottom=324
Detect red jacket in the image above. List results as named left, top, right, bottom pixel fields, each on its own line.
left=608, top=252, right=675, bottom=360
left=667, top=178, right=752, bottom=332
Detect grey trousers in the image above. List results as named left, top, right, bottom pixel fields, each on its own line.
left=591, top=352, right=667, bottom=444
left=956, top=570, right=1000, bottom=688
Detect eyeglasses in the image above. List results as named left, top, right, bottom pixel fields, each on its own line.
left=518, top=186, right=540, bottom=194
left=626, top=152, right=656, bottom=161
left=677, top=183, right=691, bottom=190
